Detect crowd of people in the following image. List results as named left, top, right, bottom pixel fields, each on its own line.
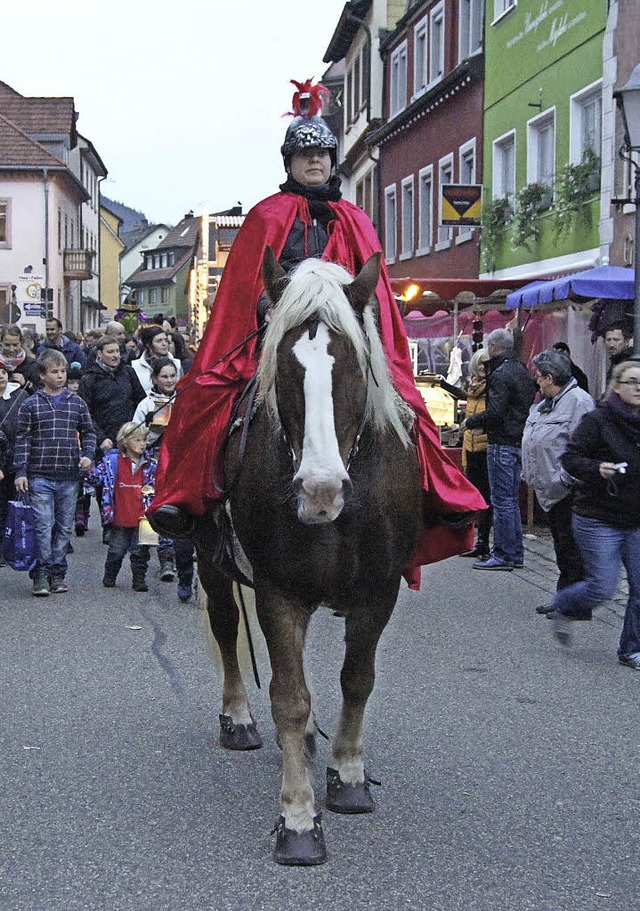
left=0, top=316, right=197, bottom=603
left=1, top=77, right=638, bottom=678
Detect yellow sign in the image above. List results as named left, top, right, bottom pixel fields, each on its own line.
left=441, top=184, right=483, bottom=226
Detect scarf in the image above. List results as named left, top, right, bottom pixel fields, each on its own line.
left=96, top=359, right=117, bottom=375
left=0, top=347, right=27, bottom=372
left=278, top=174, right=343, bottom=203
left=606, top=390, right=640, bottom=442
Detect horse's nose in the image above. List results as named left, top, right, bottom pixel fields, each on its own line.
left=294, top=474, right=348, bottom=524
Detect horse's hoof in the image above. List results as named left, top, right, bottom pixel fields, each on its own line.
left=273, top=814, right=327, bottom=866
left=219, top=714, right=263, bottom=751
left=325, top=767, right=375, bottom=814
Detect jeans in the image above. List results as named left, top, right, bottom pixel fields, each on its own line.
left=545, top=494, right=585, bottom=591
left=465, top=450, right=492, bottom=550
left=487, top=444, right=523, bottom=564
left=105, top=525, right=150, bottom=576
left=29, top=476, right=78, bottom=577
left=554, top=515, right=640, bottom=658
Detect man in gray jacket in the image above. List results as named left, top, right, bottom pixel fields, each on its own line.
left=522, top=348, right=594, bottom=615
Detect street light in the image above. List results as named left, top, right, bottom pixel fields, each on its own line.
left=614, top=63, right=640, bottom=358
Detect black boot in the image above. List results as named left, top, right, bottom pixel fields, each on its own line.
left=103, top=556, right=121, bottom=588
left=132, top=570, right=148, bottom=592
left=148, top=505, right=194, bottom=538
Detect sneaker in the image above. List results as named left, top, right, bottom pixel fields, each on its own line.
left=472, top=555, right=513, bottom=571
left=619, top=653, right=640, bottom=670
left=536, top=604, right=554, bottom=614
left=459, top=545, right=490, bottom=559
left=546, top=608, right=592, bottom=622
left=132, top=579, right=149, bottom=592
left=32, top=573, right=50, bottom=597
left=50, top=577, right=69, bottom=593
left=75, top=523, right=86, bottom=537
left=102, top=575, right=117, bottom=588
left=552, top=611, right=573, bottom=647
left=509, top=560, right=524, bottom=569
left=177, top=582, right=192, bottom=603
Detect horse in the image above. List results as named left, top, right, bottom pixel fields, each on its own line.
left=194, top=247, right=422, bottom=865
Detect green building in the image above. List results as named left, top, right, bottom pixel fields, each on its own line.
left=481, top=0, right=607, bottom=279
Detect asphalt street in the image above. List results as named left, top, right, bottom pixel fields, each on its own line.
left=1, top=514, right=638, bottom=911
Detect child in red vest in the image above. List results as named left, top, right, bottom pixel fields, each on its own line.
left=89, top=422, right=157, bottom=592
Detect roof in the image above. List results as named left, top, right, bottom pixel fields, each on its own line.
left=210, top=215, right=244, bottom=228
left=324, top=0, right=372, bottom=63
left=0, top=87, right=77, bottom=139
left=0, top=113, right=70, bottom=168
left=125, top=248, right=193, bottom=287
left=121, top=224, right=170, bottom=255
left=391, top=275, right=533, bottom=315
left=157, top=216, right=199, bottom=250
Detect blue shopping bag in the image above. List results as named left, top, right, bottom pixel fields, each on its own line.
left=4, top=495, right=37, bottom=572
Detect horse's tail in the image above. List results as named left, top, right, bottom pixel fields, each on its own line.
left=198, top=581, right=268, bottom=688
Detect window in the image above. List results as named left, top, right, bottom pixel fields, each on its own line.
left=384, top=185, right=397, bottom=263
left=345, top=44, right=369, bottom=126
left=492, top=130, right=516, bottom=200
left=570, top=81, right=602, bottom=163
left=138, top=289, right=145, bottom=304
left=493, top=0, right=515, bottom=21
left=429, top=3, right=445, bottom=86
left=150, top=288, right=159, bottom=305
left=527, top=109, right=556, bottom=187
left=0, top=199, right=11, bottom=248
left=64, top=213, right=68, bottom=249
left=57, top=208, right=62, bottom=252
left=356, top=169, right=376, bottom=223
left=458, top=140, right=477, bottom=242
left=418, top=166, right=434, bottom=254
left=459, top=0, right=484, bottom=61
left=414, top=18, right=428, bottom=98
left=401, top=177, right=414, bottom=259
left=161, top=287, right=168, bottom=304
left=390, top=41, right=408, bottom=117
left=437, top=154, right=454, bottom=248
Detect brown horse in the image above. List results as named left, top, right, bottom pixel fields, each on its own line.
left=195, top=248, right=422, bottom=865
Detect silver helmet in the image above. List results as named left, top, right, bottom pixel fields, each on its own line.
left=281, top=79, right=338, bottom=166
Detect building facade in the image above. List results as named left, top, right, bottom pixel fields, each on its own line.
left=99, top=204, right=124, bottom=316
left=372, top=0, right=485, bottom=280
left=0, top=80, right=107, bottom=334
left=481, top=0, right=607, bottom=279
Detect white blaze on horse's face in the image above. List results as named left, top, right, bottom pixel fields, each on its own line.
left=291, top=322, right=350, bottom=524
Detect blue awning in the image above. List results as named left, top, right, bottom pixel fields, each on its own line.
left=505, top=266, right=635, bottom=309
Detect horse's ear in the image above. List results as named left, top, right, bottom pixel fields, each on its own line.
left=262, top=246, right=288, bottom=305
left=349, top=253, right=381, bottom=316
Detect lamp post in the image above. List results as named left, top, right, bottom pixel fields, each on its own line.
left=614, top=63, right=640, bottom=358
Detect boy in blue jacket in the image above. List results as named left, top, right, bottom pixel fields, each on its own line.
left=14, top=351, right=96, bottom=596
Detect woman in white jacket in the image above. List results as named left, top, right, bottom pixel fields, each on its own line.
left=131, top=325, right=182, bottom=393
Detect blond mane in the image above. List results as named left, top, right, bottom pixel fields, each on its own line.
left=258, top=259, right=413, bottom=445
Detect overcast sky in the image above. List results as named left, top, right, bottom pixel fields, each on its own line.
left=4, top=0, right=348, bottom=225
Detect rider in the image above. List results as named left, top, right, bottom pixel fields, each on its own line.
left=148, top=79, right=486, bottom=588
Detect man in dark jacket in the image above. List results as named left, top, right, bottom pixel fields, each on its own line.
left=462, top=328, right=536, bottom=570
left=604, top=323, right=634, bottom=383
left=37, top=318, right=86, bottom=369
left=78, top=336, right=146, bottom=455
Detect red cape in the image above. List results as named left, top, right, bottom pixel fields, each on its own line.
left=153, top=191, right=486, bottom=588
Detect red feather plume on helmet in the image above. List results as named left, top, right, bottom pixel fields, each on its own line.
left=287, top=79, right=330, bottom=117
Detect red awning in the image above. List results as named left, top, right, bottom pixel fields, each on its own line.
left=391, top=276, right=534, bottom=314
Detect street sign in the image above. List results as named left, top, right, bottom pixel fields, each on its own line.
left=441, top=184, right=483, bottom=226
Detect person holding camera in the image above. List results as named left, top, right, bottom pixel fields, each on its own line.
left=551, top=360, right=640, bottom=670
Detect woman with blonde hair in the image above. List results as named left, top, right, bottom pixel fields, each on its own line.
left=460, top=349, right=492, bottom=559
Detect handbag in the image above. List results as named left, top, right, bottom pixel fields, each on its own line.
left=138, top=515, right=159, bottom=546
left=4, top=494, right=38, bottom=571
